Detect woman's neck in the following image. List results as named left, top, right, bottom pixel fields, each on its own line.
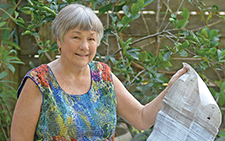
left=48, top=58, right=90, bottom=78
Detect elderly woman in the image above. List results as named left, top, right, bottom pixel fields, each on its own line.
left=11, top=3, right=186, bottom=141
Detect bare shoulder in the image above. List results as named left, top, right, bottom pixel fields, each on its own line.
left=11, top=78, right=42, bottom=140
left=16, top=77, right=43, bottom=103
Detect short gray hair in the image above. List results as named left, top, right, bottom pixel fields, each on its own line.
left=52, top=4, right=103, bottom=46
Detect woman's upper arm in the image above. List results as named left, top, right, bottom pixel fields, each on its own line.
left=112, top=73, right=144, bottom=130
left=11, top=78, right=42, bottom=141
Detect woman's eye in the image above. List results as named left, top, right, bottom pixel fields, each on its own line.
left=74, top=36, right=79, bottom=39
left=89, top=38, right=95, bottom=41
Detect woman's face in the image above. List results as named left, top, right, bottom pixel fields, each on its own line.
left=57, top=27, right=98, bottom=68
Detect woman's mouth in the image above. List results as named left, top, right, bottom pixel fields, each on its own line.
left=75, top=53, right=88, bottom=57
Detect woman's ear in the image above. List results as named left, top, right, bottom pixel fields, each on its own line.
left=56, top=38, right=62, bottom=47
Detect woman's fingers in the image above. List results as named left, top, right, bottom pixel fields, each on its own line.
left=168, top=67, right=187, bottom=88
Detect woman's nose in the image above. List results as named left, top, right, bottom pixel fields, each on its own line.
left=79, top=40, right=89, bottom=50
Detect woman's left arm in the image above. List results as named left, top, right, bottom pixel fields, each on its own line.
left=114, top=67, right=187, bottom=130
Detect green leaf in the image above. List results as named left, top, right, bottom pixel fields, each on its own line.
left=125, top=38, right=133, bottom=45
left=139, top=51, right=148, bottom=62
left=178, top=50, right=188, bottom=57
left=0, top=4, right=13, bottom=9
left=169, top=18, right=176, bottom=24
left=143, top=0, right=153, bottom=8
left=176, top=42, right=182, bottom=51
left=163, top=51, right=171, bottom=60
left=122, top=5, right=129, bottom=16
left=212, top=5, right=219, bottom=12
left=7, top=63, right=15, bottom=73
left=3, top=40, right=20, bottom=49
left=104, top=28, right=112, bottom=35
left=6, top=55, right=18, bottom=61
left=40, top=6, right=56, bottom=16
left=218, top=130, right=225, bottom=138
left=205, top=47, right=217, bottom=57
left=186, top=34, right=198, bottom=43
left=164, top=45, right=176, bottom=53
left=9, top=60, right=24, bottom=65
left=222, top=16, right=225, bottom=20
left=221, top=50, right=225, bottom=57
left=176, top=19, right=188, bottom=29
left=200, top=12, right=204, bottom=21
left=171, top=13, right=177, bottom=19
left=0, top=27, right=10, bottom=31
left=209, top=29, right=218, bottom=40
left=3, top=7, right=14, bottom=20
left=121, top=16, right=132, bottom=26
left=0, top=72, right=8, bottom=79
left=30, top=31, right=40, bottom=38
left=16, top=17, right=26, bottom=29
left=206, top=13, right=213, bottom=22
left=98, top=3, right=112, bottom=15
left=144, top=82, right=153, bottom=91
left=200, top=28, right=208, bottom=38
left=221, top=81, right=225, bottom=93
left=108, top=55, right=118, bottom=64
left=188, top=0, right=193, bottom=4
left=2, top=27, right=10, bottom=41
left=14, top=11, right=19, bottom=19
left=114, top=1, right=126, bottom=12
left=218, top=49, right=222, bottom=59
left=195, top=48, right=208, bottom=56
left=209, top=88, right=216, bottom=98
left=119, top=37, right=125, bottom=49
left=157, top=52, right=164, bottom=61
left=218, top=91, right=225, bottom=106
left=28, top=23, right=44, bottom=30
left=117, top=21, right=123, bottom=27
left=137, top=0, right=144, bottom=8
left=182, top=41, right=190, bottom=48
left=210, top=47, right=217, bottom=54
left=0, top=21, right=7, bottom=28
left=147, top=52, right=155, bottom=63
left=126, top=48, right=141, bottom=60
left=133, top=13, right=140, bottom=20
left=181, top=7, right=189, bottom=20
left=162, top=61, right=172, bottom=68
left=136, top=85, right=144, bottom=92
left=19, top=6, right=31, bottom=15
left=38, top=48, right=49, bottom=55
left=110, top=14, right=118, bottom=24
left=22, top=30, right=31, bottom=35
left=131, top=3, right=139, bottom=18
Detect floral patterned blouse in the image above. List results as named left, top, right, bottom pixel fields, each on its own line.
left=17, top=61, right=117, bottom=141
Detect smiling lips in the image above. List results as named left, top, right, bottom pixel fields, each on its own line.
left=75, top=53, right=88, bottom=57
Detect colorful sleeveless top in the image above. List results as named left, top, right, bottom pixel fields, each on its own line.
left=17, top=61, right=117, bottom=141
